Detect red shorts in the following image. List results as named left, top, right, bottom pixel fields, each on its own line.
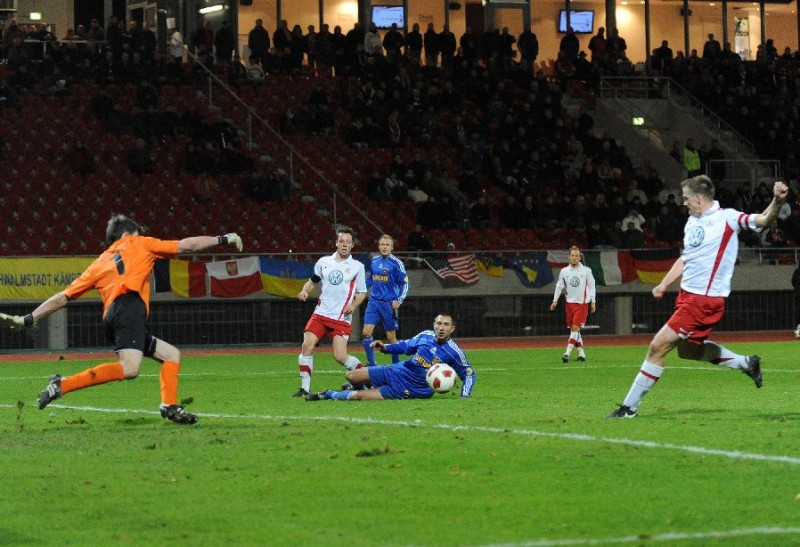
left=304, top=313, right=353, bottom=341
left=565, top=302, right=589, bottom=328
left=666, top=289, right=726, bottom=344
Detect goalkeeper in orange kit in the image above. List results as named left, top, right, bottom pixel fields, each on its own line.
left=0, top=214, right=242, bottom=424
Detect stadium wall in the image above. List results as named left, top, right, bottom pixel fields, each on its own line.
left=0, top=264, right=795, bottom=351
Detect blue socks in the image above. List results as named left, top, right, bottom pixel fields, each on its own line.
left=329, top=389, right=353, bottom=400
left=362, top=336, right=375, bottom=367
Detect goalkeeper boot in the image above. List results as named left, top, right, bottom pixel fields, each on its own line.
left=606, top=404, right=637, bottom=419
left=160, top=404, right=199, bottom=425
left=305, top=390, right=333, bottom=401
left=742, top=355, right=762, bottom=388
left=292, top=388, right=310, bottom=398
left=38, top=374, right=63, bottom=410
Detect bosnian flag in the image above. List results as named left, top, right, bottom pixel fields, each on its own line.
left=207, top=257, right=263, bottom=298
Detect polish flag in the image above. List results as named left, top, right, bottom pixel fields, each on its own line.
left=207, top=257, right=263, bottom=298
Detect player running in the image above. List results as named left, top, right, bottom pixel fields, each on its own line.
left=361, top=234, right=410, bottom=367
left=305, top=313, right=475, bottom=401
left=550, top=246, right=596, bottom=363
left=0, top=214, right=243, bottom=424
left=607, top=176, right=788, bottom=418
left=293, top=225, right=368, bottom=397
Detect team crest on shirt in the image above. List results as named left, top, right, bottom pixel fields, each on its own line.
left=569, top=276, right=580, bottom=287
left=328, top=270, right=343, bottom=285
left=687, top=226, right=704, bottom=247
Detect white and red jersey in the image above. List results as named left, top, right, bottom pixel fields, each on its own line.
left=553, top=264, right=596, bottom=304
left=312, top=253, right=367, bottom=322
left=681, top=201, right=760, bottom=297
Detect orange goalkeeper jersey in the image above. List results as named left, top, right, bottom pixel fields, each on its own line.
left=64, top=235, right=180, bottom=317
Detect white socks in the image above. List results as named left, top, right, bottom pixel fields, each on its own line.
left=344, top=355, right=362, bottom=371
left=702, top=341, right=748, bottom=369
left=299, top=354, right=313, bottom=392
left=565, top=332, right=585, bottom=357
left=623, top=361, right=663, bottom=411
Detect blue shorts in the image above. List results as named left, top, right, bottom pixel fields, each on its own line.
left=364, top=299, right=399, bottom=332
left=368, top=362, right=434, bottom=399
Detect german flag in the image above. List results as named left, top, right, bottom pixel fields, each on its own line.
left=632, top=248, right=681, bottom=285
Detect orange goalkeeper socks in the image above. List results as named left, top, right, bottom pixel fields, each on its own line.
left=159, top=361, right=181, bottom=406
left=61, top=362, right=125, bottom=394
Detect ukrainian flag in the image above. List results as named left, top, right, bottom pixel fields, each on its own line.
left=259, top=257, right=315, bottom=298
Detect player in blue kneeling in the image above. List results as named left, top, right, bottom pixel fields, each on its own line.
left=362, top=234, right=410, bottom=367
left=306, top=314, right=475, bottom=400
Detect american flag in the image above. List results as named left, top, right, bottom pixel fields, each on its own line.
left=424, top=254, right=480, bottom=285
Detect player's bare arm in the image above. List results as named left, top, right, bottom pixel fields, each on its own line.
left=178, top=233, right=242, bottom=253
left=343, top=292, right=367, bottom=315
left=752, top=180, right=789, bottom=228
left=0, top=291, right=70, bottom=329
left=298, top=278, right=317, bottom=301
left=652, top=256, right=684, bottom=299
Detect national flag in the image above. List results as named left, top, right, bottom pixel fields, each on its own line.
left=582, top=250, right=637, bottom=286
left=153, top=259, right=206, bottom=297
left=259, top=257, right=315, bottom=298
left=424, top=254, right=480, bottom=285
left=546, top=250, right=570, bottom=269
left=506, top=252, right=554, bottom=288
left=207, top=256, right=263, bottom=298
left=632, top=248, right=681, bottom=285
left=475, top=253, right=505, bottom=278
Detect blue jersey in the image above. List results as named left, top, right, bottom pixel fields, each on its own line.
left=366, top=254, right=409, bottom=303
left=382, top=330, right=476, bottom=397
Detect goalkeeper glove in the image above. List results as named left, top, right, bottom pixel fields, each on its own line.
left=0, top=313, right=35, bottom=329
left=217, top=233, right=243, bottom=252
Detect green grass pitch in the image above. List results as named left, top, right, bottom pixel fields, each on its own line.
left=1, top=342, right=800, bottom=546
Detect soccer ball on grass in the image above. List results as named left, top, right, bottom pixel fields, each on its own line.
left=426, top=363, right=457, bottom=393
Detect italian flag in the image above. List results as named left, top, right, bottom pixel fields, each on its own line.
left=582, top=250, right=637, bottom=286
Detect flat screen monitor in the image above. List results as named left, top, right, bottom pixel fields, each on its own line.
left=371, top=5, right=405, bottom=29
left=558, top=10, right=594, bottom=34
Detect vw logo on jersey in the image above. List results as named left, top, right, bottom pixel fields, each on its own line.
left=328, top=270, right=344, bottom=285
left=687, top=225, right=705, bottom=247
left=569, top=276, right=580, bottom=287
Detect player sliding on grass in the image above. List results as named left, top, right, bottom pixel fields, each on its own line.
left=0, top=214, right=243, bottom=425
left=550, top=246, right=596, bottom=363
left=607, top=176, right=788, bottom=418
left=305, top=313, right=475, bottom=401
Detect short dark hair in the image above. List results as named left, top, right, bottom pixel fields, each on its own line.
left=106, top=214, right=143, bottom=243
left=336, top=225, right=355, bottom=240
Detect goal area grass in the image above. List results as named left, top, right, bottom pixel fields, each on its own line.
left=1, top=341, right=799, bottom=546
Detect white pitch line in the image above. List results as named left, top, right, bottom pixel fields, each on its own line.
left=5, top=403, right=800, bottom=466
left=480, top=526, right=800, bottom=546
left=1, top=365, right=798, bottom=383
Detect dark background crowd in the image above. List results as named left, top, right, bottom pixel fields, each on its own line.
left=2, top=14, right=800, bottom=256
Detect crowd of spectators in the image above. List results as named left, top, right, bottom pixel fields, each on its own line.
left=3, top=14, right=800, bottom=253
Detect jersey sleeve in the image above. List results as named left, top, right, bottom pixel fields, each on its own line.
left=392, top=257, right=410, bottom=303
left=63, top=256, right=104, bottom=300
left=355, top=262, right=368, bottom=293
left=143, top=237, right=180, bottom=258
left=552, top=268, right=566, bottom=301
left=446, top=341, right=475, bottom=397
left=585, top=266, right=597, bottom=302
left=729, top=209, right=761, bottom=233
